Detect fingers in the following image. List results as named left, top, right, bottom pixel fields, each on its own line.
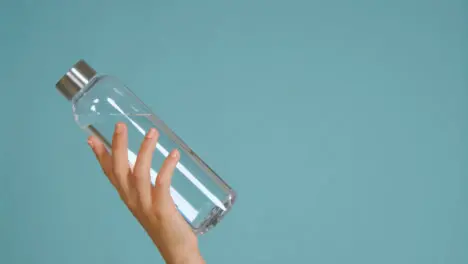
left=112, top=122, right=130, bottom=190
left=154, top=149, right=179, bottom=198
left=133, top=128, right=159, bottom=209
left=90, top=124, right=179, bottom=215
left=88, top=135, right=114, bottom=185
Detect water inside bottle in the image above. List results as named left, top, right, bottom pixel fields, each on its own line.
left=74, top=95, right=234, bottom=232
left=75, top=109, right=233, bottom=232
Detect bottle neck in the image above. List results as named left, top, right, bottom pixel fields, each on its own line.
left=71, top=75, right=101, bottom=104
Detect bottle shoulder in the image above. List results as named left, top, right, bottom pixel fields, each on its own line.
left=71, top=74, right=115, bottom=104
left=71, top=74, right=147, bottom=127
left=71, top=74, right=113, bottom=127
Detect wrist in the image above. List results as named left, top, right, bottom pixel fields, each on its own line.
left=167, top=249, right=205, bottom=264
left=150, top=228, right=202, bottom=264
left=141, top=211, right=203, bottom=264
left=161, top=242, right=204, bottom=264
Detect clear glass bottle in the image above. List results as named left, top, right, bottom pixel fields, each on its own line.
left=56, top=60, right=236, bottom=234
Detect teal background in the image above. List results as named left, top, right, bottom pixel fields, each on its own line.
left=1, top=0, right=467, bottom=263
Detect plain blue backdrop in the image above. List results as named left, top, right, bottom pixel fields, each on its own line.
left=1, top=0, right=467, bottom=263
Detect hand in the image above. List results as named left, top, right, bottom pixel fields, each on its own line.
left=87, top=122, right=205, bottom=264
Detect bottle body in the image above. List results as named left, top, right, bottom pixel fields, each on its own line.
left=72, top=75, right=235, bottom=234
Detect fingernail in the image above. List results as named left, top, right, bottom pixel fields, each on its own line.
left=171, top=149, right=179, bottom=158
left=146, top=128, right=157, bottom=138
left=87, top=139, right=94, bottom=148
left=115, top=123, right=124, bottom=134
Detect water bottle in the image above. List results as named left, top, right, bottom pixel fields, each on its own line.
left=56, top=60, right=236, bottom=234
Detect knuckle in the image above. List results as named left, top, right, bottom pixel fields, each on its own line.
left=126, top=200, right=138, bottom=211
left=112, top=168, right=124, bottom=179
left=152, top=203, right=175, bottom=220
left=133, top=171, right=147, bottom=184
left=140, top=203, right=152, bottom=214
left=117, top=192, right=128, bottom=204
left=152, top=208, right=164, bottom=220
left=101, top=167, right=110, bottom=176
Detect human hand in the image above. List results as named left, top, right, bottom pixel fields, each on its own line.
left=87, top=122, right=205, bottom=264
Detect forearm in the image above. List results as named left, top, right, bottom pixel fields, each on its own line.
left=146, top=215, right=205, bottom=264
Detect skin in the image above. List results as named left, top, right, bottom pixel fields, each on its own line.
left=87, top=122, right=205, bottom=264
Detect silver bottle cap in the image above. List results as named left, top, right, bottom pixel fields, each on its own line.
left=56, top=59, right=97, bottom=101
